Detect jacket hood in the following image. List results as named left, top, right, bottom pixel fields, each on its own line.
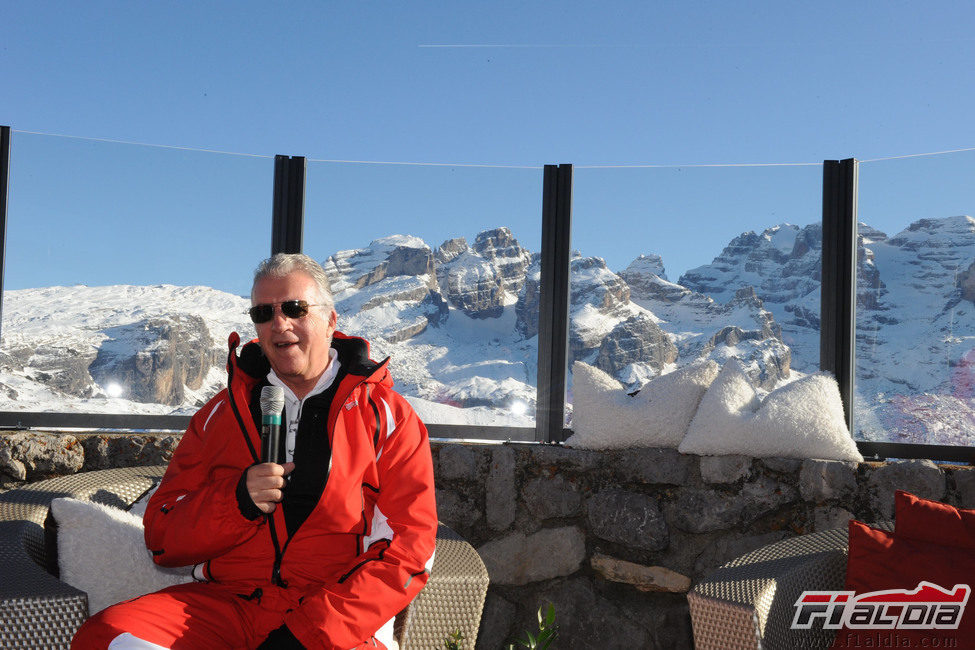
left=226, top=330, right=391, bottom=389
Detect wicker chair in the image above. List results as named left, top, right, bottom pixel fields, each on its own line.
left=687, top=522, right=892, bottom=650
left=0, top=466, right=488, bottom=650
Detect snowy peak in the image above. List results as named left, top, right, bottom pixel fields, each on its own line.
left=570, top=256, right=632, bottom=314
left=562, top=256, right=679, bottom=388
left=323, top=235, right=437, bottom=295
left=325, top=237, right=446, bottom=344
left=437, top=227, right=532, bottom=319
left=470, top=226, right=534, bottom=297
left=435, top=237, right=469, bottom=265
left=858, top=222, right=888, bottom=245
left=472, top=227, right=531, bottom=263
left=889, top=215, right=975, bottom=247
left=865, top=215, right=975, bottom=306
left=622, top=254, right=667, bottom=281
left=437, top=249, right=507, bottom=319
left=620, top=257, right=690, bottom=305
left=679, top=223, right=821, bottom=307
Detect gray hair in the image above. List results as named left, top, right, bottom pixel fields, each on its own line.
left=252, top=253, right=334, bottom=311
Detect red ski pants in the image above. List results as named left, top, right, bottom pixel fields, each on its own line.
left=71, top=581, right=386, bottom=649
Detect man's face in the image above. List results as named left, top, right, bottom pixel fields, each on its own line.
left=252, top=271, right=337, bottom=397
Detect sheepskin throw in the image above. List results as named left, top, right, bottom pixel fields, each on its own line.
left=51, top=497, right=194, bottom=614
left=566, top=360, right=720, bottom=449
left=678, top=359, right=864, bottom=462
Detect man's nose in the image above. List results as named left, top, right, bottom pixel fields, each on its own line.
left=270, top=308, right=292, bottom=330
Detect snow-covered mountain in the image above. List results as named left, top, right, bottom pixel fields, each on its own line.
left=851, top=216, right=975, bottom=443
left=677, top=216, right=975, bottom=444
left=2, top=218, right=973, bottom=445
left=0, top=285, right=252, bottom=415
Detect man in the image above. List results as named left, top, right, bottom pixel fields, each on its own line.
left=73, top=254, right=438, bottom=649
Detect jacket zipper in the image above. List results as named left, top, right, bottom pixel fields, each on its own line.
left=229, top=349, right=387, bottom=588
left=268, top=391, right=309, bottom=587
left=266, top=373, right=373, bottom=587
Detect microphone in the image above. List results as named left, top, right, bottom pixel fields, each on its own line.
left=260, top=385, right=285, bottom=464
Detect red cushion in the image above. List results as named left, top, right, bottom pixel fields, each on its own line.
left=895, top=490, right=975, bottom=549
left=828, top=520, right=974, bottom=648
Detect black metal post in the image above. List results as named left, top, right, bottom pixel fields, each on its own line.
left=821, top=158, right=858, bottom=433
left=0, top=126, right=10, bottom=344
left=272, top=155, right=306, bottom=254
left=536, top=164, right=573, bottom=442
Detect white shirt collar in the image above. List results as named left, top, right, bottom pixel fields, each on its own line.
left=267, top=347, right=341, bottom=404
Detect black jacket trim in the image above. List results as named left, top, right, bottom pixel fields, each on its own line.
left=227, top=343, right=260, bottom=464
left=330, top=336, right=383, bottom=377
left=369, top=397, right=382, bottom=451
left=337, top=541, right=389, bottom=584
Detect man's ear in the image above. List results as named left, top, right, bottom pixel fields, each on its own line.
left=328, top=309, right=338, bottom=331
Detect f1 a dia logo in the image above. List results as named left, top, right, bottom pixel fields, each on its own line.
left=792, top=582, right=970, bottom=630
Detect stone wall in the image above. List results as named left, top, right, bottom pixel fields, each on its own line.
left=0, top=431, right=178, bottom=485
left=2, top=431, right=974, bottom=649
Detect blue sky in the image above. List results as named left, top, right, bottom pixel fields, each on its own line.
left=3, top=1, right=975, bottom=295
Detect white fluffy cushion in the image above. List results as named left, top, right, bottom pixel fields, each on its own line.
left=678, top=359, right=864, bottom=462
left=566, top=360, right=720, bottom=449
left=51, top=497, right=193, bottom=614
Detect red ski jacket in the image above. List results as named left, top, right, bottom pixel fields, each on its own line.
left=144, top=331, right=438, bottom=648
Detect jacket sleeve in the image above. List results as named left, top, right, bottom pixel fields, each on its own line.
left=144, top=395, right=265, bottom=567
left=285, top=389, right=439, bottom=648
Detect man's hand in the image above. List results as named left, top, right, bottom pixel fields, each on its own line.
left=246, top=462, right=295, bottom=514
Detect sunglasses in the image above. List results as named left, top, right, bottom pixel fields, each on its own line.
left=248, top=300, right=324, bottom=324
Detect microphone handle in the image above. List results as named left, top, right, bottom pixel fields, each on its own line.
left=261, top=421, right=281, bottom=464
left=267, top=422, right=280, bottom=465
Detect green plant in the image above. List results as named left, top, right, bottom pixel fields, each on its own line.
left=506, top=603, right=558, bottom=649
left=444, top=629, right=464, bottom=649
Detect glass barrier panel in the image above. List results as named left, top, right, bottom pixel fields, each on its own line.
left=569, top=165, right=823, bottom=435
left=856, top=151, right=975, bottom=447
left=1, top=133, right=270, bottom=416
left=304, top=162, right=541, bottom=428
